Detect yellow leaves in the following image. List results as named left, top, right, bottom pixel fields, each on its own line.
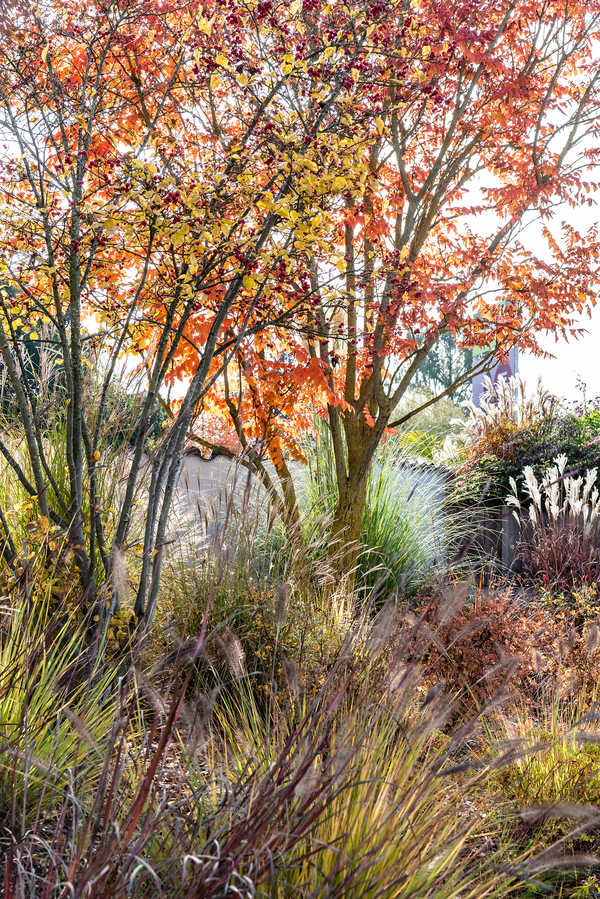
left=41, top=44, right=49, bottom=63
left=332, top=176, right=347, bottom=191
left=243, top=274, right=257, bottom=290
left=294, top=154, right=318, bottom=175
left=237, top=73, right=249, bottom=87
left=289, top=0, right=302, bottom=12
left=282, top=53, right=295, bottom=76
left=91, top=449, right=101, bottom=462
left=171, top=229, right=187, bottom=248
left=422, top=45, right=431, bottom=58
left=258, top=191, right=274, bottom=212
left=375, top=117, right=385, bottom=136
left=197, top=14, right=214, bottom=36
left=102, top=219, right=118, bottom=238
left=399, top=245, right=410, bottom=263
left=38, top=514, right=50, bottom=533
left=215, top=54, right=228, bottom=69
left=280, top=204, right=298, bottom=223
left=334, top=256, right=346, bottom=274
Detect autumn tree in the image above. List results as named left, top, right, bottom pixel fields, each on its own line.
left=0, top=0, right=375, bottom=628
left=191, top=0, right=600, bottom=577
left=3, top=0, right=600, bottom=614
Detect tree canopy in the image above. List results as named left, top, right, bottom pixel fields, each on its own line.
left=1, top=0, right=600, bottom=605
left=183, top=0, right=600, bottom=565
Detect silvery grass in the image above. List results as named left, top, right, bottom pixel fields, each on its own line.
left=301, top=422, right=461, bottom=603
left=507, top=455, right=600, bottom=588
left=508, top=454, right=600, bottom=529
left=437, top=374, right=557, bottom=466
left=466, top=374, right=557, bottom=440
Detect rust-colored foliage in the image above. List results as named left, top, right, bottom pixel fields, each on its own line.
left=415, top=585, right=600, bottom=710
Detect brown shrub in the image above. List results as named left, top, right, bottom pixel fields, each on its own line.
left=411, top=583, right=600, bottom=712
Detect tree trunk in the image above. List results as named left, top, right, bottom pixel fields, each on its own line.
left=273, top=454, right=302, bottom=540
left=330, top=474, right=368, bottom=588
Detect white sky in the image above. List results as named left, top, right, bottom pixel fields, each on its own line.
left=520, top=305, right=600, bottom=401
left=518, top=198, right=600, bottom=401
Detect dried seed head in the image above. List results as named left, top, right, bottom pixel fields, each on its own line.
left=187, top=691, right=215, bottom=750
left=586, top=622, right=599, bottom=654
left=215, top=627, right=245, bottom=678
left=367, top=602, right=397, bottom=656
left=437, top=579, right=471, bottom=626
left=388, top=660, right=420, bottom=697
left=283, top=656, right=302, bottom=697
left=61, top=706, right=102, bottom=754
left=137, top=672, right=168, bottom=718
left=294, top=761, right=321, bottom=798
left=329, top=740, right=354, bottom=779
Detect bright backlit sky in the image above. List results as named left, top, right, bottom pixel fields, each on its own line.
left=518, top=199, right=600, bottom=401
left=520, top=304, right=600, bottom=401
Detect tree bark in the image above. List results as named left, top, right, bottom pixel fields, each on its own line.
left=330, top=472, right=368, bottom=587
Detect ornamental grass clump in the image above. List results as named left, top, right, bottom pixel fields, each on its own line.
left=302, top=420, right=456, bottom=603
left=507, top=454, right=600, bottom=591
left=468, top=376, right=557, bottom=448
left=455, top=375, right=557, bottom=465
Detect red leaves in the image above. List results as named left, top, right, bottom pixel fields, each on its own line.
left=288, top=356, right=328, bottom=390
left=3, top=0, right=599, bottom=480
